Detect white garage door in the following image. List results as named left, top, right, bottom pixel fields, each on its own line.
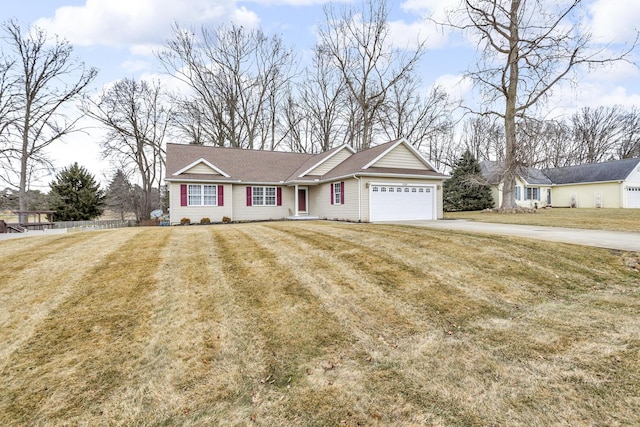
left=627, top=187, right=640, bottom=208
left=370, top=185, right=434, bottom=221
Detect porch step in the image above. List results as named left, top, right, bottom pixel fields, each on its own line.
left=287, top=216, right=320, bottom=221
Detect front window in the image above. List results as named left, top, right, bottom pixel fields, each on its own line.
left=333, top=183, right=341, bottom=204
left=253, top=186, right=277, bottom=206
left=525, top=187, right=539, bottom=200
left=515, top=186, right=521, bottom=200
left=188, top=184, right=217, bottom=206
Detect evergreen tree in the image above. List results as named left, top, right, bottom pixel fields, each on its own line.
left=105, top=169, right=134, bottom=220
left=49, top=163, right=105, bottom=221
left=443, top=150, right=494, bottom=212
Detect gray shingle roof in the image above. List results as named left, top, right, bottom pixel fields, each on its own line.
left=480, top=158, right=640, bottom=186
left=542, top=158, right=640, bottom=184
left=166, top=140, right=447, bottom=184
left=479, top=161, right=552, bottom=185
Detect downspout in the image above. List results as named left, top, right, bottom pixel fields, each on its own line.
left=354, top=175, right=361, bottom=222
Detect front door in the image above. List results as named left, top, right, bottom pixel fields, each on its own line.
left=298, top=188, right=307, bottom=213
left=546, top=189, right=551, bottom=205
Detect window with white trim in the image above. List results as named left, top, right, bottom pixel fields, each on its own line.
left=525, top=187, right=539, bottom=200
left=333, top=182, right=342, bottom=204
left=252, top=186, right=277, bottom=206
left=188, top=184, right=217, bottom=206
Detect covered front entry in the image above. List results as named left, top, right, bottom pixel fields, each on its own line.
left=370, top=184, right=435, bottom=221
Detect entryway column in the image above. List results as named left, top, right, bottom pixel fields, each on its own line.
left=294, top=184, right=299, bottom=216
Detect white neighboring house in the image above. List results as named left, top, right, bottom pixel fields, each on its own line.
left=481, top=158, right=640, bottom=209
left=165, top=138, right=449, bottom=224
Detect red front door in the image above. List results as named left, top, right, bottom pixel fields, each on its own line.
left=298, top=189, right=307, bottom=212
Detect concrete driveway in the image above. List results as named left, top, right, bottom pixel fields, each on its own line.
left=383, top=219, right=640, bottom=252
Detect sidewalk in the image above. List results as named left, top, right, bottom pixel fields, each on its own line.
left=384, top=220, right=640, bottom=252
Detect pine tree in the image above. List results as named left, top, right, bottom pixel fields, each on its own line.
left=105, top=169, right=134, bottom=221
left=49, top=163, right=105, bottom=221
left=443, top=150, right=494, bottom=212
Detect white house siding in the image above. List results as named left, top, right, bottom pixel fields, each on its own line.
left=309, top=180, right=361, bottom=221
left=185, top=163, right=221, bottom=175
left=492, top=178, right=551, bottom=209
left=551, top=182, right=621, bottom=208
left=168, top=182, right=233, bottom=225
left=306, top=149, right=353, bottom=176
left=370, top=144, right=428, bottom=170
left=231, top=185, right=295, bottom=221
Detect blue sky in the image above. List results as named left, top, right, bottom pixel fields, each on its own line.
left=3, top=0, right=640, bottom=188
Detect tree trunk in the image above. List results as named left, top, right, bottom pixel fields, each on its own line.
left=500, top=0, right=521, bottom=210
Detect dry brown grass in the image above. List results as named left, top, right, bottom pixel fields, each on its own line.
left=1, top=222, right=639, bottom=426
left=445, top=207, right=640, bottom=232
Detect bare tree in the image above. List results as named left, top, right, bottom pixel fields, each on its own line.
left=377, top=77, right=454, bottom=151
left=284, top=46, right=348, bottom=153
left=83, top=78, right=171, bottom=220
left=618, top=107, right=640, bottom=159
left=318, top=0, right=425, bottom=151
left=447, top=0, right=636, bottom=208
left=0, top=19, right=97, bottom=221
left=158, top=23, right=295, bottom=149
left=571, top=106, right=625, bottom=163
left=460, top=115, right=505, bottom=162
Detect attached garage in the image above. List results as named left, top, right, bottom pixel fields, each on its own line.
left=627, top=186, right=640, bottom=208
left=369, top=184, right=435, bottom=221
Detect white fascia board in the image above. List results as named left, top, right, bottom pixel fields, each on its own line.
left=172, top=158, right=230, bottom=177
left=297, top=144, right=356, bottom=178
left=324, top=172, right=448, bottom=182
left=165, top=177, right=239, bottom=184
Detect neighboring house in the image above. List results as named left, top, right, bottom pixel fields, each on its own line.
left=481, top=161, right=553, bottom=209
left=165, top=138, right=448, bottom=224
left=480, top=157, right=640, bottom=209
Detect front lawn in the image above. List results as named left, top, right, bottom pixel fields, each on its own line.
left=445, top=207, right=640, bottom=232
left=1, top=222, right=639, bottom=425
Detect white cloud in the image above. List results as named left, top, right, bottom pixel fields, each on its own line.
left=588, top=0, right=640, bottom=43
left=433, top=73, right=472, bottom=102
left=389, top=19, right=449, bottom=50
left=34, top=0, right=260, bottom=48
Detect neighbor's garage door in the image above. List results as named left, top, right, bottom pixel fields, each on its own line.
left=370, top=185, right=434, bottom=221
left=627, top=186, right=640, bottom=208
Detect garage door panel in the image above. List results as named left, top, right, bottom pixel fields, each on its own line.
left=628, top=187, right=640, bottom=208
left=370, top=185, right=434, bottom=221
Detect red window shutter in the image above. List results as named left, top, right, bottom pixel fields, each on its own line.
left=218, top=185, right=224, bottom=206
left=180, top=184, right=187, bottom=206
left=277, top=187, right=282, bottom=206
left=246, top=186, right=252, bottom=206
left=330, top=183, right=334, bottom=205
left=340, top=181, right=345, bottom=204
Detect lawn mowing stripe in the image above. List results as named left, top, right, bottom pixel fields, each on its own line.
left=0, top=232, right=101, bottom=284
left=80, top=226, right=229, bottom=424
left=0, top=228, right=168, bottom=426
left=267, top=222, right=506, bottom=331
left=210, top=225, right=360, bottom=425
left=252, top=223, right=482, bottom=425
left=0, top=229, right=146, bottom=371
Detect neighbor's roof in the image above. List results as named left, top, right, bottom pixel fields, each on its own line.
left=480, top=161, right=552, bottom=185
left=542, top=158, right=640, bottom=184
left=480, top=158, right=640, bottom=186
